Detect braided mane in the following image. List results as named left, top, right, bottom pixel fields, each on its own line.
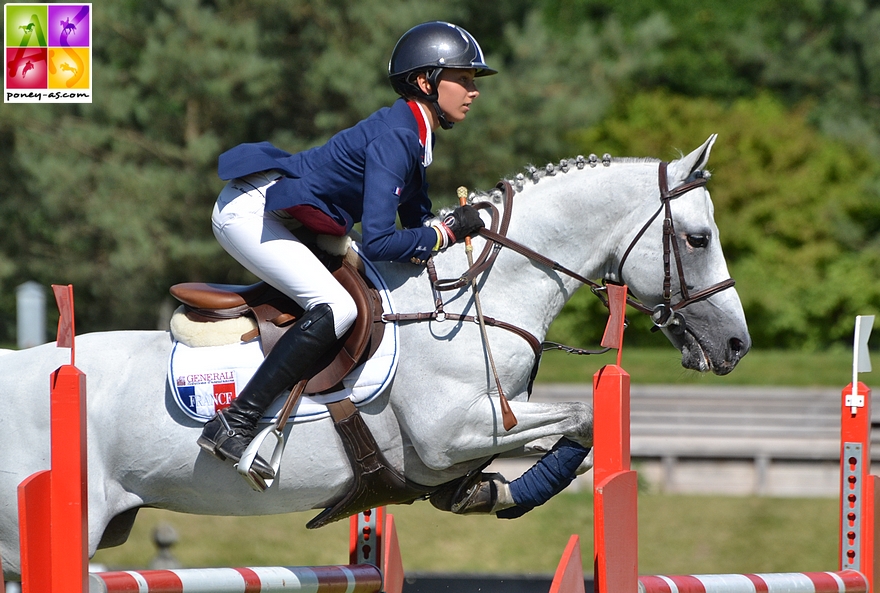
left=467, top=154, right=662, bottom=204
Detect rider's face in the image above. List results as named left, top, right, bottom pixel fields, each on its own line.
left=435, top=69, right=479, bottom=126
left=415, top=69, right=480, bottom=129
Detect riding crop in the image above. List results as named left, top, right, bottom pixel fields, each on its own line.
left=458, top=186, right=517, bottom=431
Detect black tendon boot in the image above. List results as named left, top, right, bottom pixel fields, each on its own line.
left=198, top=304, right=338, bottom=480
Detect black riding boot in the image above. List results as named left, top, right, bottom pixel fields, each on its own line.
left=198, top=304, right=338, bottom=480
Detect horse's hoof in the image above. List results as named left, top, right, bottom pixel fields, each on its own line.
left=430, top=472, right=499, bottom=515
left=450, top=479, right=497, bottom=514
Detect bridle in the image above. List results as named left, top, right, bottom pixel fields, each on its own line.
left=430, top=161, right=736, bottom=337
left=614, top=161, right=736, bottom=335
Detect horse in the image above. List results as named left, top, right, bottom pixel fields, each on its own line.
left=0, top=135, right=749, bottom=580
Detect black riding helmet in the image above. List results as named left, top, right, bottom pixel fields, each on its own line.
left=388, top=21, right=497, bottom=129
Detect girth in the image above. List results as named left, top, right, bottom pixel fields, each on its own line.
left=306, top=399, right=433, bottom=529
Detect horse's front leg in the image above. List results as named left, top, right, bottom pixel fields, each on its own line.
left=404, top=396, right=592, bottom=471
left=401, top=395, right=593, bottom=517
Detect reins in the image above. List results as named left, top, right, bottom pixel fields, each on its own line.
left=435, top=227, right=599, bottom=293
left=383, top=181, right=545, bottom=357
left=384, top=160, right=737, bottom=357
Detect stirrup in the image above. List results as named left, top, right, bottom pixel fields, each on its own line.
left=237, top=423, right=285, bottom=492
left=237, top=378, right=308, bottom=492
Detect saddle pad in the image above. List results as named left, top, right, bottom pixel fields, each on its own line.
left=168, top=247, right=399, bottom=424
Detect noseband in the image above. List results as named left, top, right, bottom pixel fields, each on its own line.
left=615, top=161, right=735, bottom=333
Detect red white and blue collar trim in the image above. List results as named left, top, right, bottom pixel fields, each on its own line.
left=406, top=100, right=433, bottom=167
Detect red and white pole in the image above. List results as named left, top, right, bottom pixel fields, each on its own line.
left=638, top=570, right=868, bottom=592
left=89, top=564, right=383, bottom=593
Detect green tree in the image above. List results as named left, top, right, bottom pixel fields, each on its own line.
left=541, top=0, right=769, bottom=98
left=1, top=0, right=877, bottom=353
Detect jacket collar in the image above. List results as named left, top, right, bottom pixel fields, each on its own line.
left=406, top=100, right=433, bottom=167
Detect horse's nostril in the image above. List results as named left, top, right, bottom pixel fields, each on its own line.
left=729, top=337, right=744, bottom=354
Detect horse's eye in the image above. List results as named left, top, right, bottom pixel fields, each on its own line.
left=687, top=234, right=709, bottom=248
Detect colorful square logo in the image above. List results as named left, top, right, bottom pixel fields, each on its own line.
left=4, top=4, right=92, bottom=103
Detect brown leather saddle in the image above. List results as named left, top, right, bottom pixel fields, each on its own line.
left=170, top=253, right=383, bottom=394
left=169, top=251, right=431, bottom=527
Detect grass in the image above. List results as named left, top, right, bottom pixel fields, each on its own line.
left=536, top=347, right=864, bottom=387
left=92, top=491, right=839, bottom=576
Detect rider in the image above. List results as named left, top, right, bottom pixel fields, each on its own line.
left=198, top=21, right=495, bottom=480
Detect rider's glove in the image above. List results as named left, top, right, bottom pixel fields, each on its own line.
left=431, top=205, right=485, bottom=251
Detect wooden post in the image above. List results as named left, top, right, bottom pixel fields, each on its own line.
left=350, top=508, right=405, bottom=593
left=381, top=513, right=404, bottom=593
left=550, top=535, right=586, bottom=593
left=350, top=508, right=384, bottom=568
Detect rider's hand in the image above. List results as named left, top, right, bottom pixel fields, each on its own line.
left=431, top=205, right=485, bottom=251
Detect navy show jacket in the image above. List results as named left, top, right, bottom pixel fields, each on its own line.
left=217, top=98, right=438, bottom=263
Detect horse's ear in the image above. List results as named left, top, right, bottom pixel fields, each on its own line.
left=668, top=134, right=717, bottom=184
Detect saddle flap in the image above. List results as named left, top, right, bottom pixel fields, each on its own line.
left=303, top=259, right=378, bottom=393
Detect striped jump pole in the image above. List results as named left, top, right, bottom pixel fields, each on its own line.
left=638, top=571, right=869, bottom=593
left=88, top=564, right=383, bottom=593
left=85, top=478, right=401, bottom=593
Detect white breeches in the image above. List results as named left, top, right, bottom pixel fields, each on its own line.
left=212, top=172, right=357, bottom=339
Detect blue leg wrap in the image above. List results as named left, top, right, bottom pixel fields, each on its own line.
left=496, top=437, right=590, bottom=519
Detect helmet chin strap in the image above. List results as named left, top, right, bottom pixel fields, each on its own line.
left=424, top=68, right=454, bottom=130
left=431, top=101, right=454, bottom=130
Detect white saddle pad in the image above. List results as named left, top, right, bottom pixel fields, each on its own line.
left=168, top=251, right=398, bottom=424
